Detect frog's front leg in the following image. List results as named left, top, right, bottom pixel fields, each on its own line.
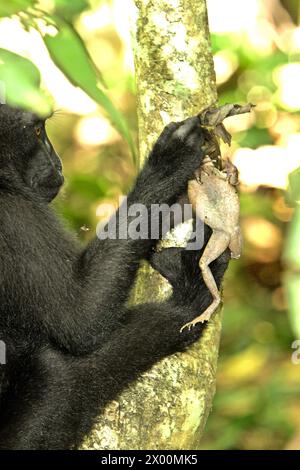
left=194, top=156, right=213, bottom=183
left=180, top=229, right=230, bottom=332
left=223, top=159, right=239, bottom=185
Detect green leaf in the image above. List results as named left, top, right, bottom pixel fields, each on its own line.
left=286, top=166, right=300, bottom=206
left=237, top=127, right=274, bottom=148
left=211, top=34, right=237, bottom=54
left=0, top=49, right=52, bottom=115
left=283, top=204, right=300, bottom=335
left=42, top=18, right=137, bottom=162
left=0, top=0, right=33, bottom=17
left=67, top=173, right=110, bottom=200
left=284, top=273, right=300, bottom=338
left=52, top=0, right=90, bottom=21
left=283, top=204, right=300, bottom=268
left=43, top=18, right=106, bottom=88
left=283, top=205, right=300, bottom=336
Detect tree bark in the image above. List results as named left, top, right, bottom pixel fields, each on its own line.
left=81, top=0, right=219, bottom=450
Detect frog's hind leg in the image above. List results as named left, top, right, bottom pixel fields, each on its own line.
left=229, top=226, right=242, bottom=259
left=180, top=230, right=230, bottom=332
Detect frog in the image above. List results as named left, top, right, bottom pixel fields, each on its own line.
left=180, top=155, right=242, bottom=332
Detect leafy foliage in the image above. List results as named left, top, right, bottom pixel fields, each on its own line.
left=0, top=0, right=33, bottom=18
left=284, top=169, right=300, bottom=337
left=286, top=166, right=300, bottom=205
left=0, top=0, right=299, bottom=451
left=0, top=0, right=136, bottom=161
left=51, top=0, right=90, bottom=20
left=42, top=17, right=136, bottom=161
left=0, top=48, right=52, bottom=114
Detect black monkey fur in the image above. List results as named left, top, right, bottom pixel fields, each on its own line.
left=0, top=104, right=229, bottom=449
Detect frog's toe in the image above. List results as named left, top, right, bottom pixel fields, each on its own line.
left=180, top=314, right=210, bottom=333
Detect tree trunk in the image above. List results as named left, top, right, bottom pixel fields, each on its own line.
left=81, top=0, right=219, bottom=450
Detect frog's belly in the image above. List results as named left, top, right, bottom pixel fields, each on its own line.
left=195, top=197, right=237, bottom=232
left=197, top=209, right=230, bottom=232
left=188, top=176, right=240, bottom=232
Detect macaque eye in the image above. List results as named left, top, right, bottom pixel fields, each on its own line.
left=35, top=127, right=42, bottom=137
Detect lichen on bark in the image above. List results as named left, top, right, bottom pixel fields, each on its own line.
left=81, top=0, right=220, bottom=450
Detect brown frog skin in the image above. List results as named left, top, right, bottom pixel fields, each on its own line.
left=180, top=155, right=242, bottom=332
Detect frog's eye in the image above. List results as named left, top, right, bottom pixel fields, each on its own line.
left=35, top=126, right=42, bottom=137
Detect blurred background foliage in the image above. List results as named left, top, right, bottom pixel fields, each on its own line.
left=0, top=0, right=299, bottom=450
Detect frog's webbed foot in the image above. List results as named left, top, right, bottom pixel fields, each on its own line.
left=221, top=158, right=239, bottom=186
left=180, top=297, right=221, bottom=332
